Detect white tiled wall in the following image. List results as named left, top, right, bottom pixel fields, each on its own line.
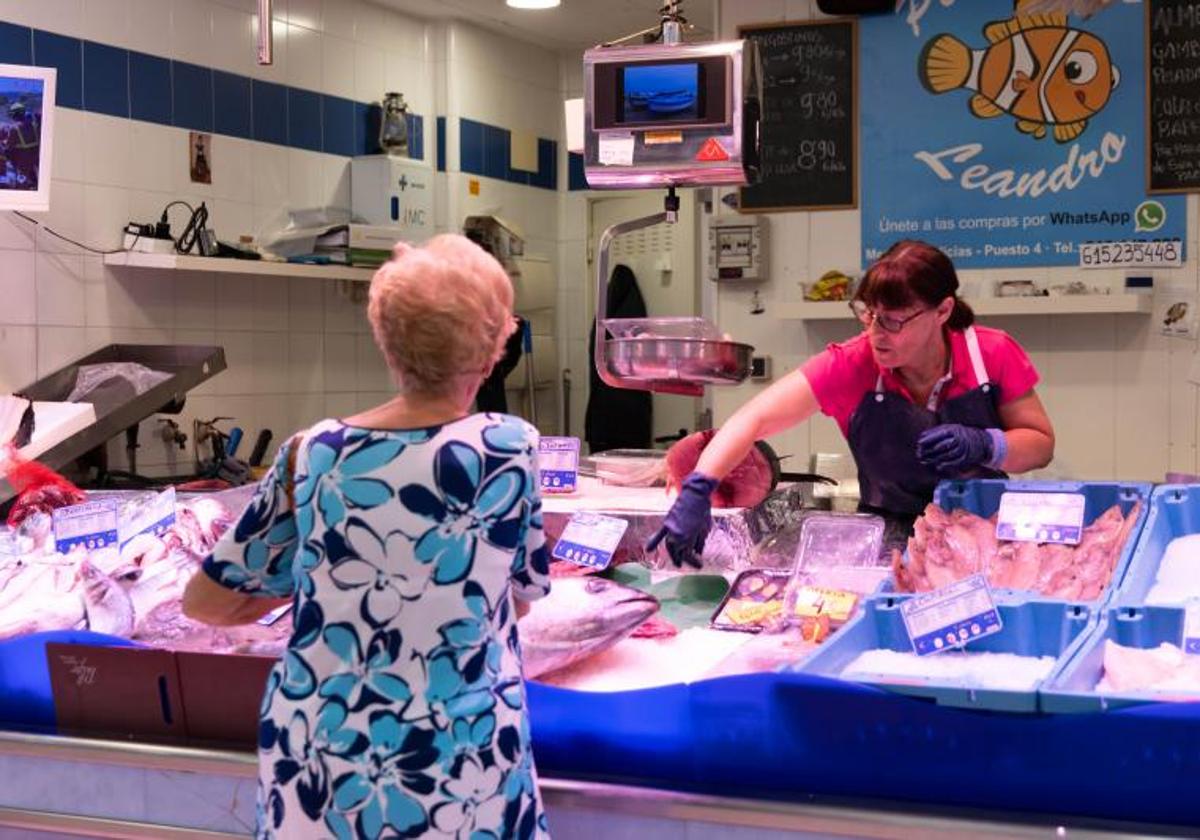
left=0, top=0, right=435, bottom=475
left=711, top=0, right=1200, bottom=483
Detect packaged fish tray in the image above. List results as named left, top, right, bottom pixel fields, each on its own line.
left=890, top=479, right=1152, bottom=606
left=1113, top=484, right=1200, bottom=608
left=790, top=594, right=1094, bottom=712
left=1041, top=605, right=1200, bottom=713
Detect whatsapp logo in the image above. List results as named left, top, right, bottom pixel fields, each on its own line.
left=1135, top=200, right=1166, bottom=232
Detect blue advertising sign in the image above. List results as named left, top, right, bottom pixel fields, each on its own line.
left=861, top=0, right=1187, bottom=268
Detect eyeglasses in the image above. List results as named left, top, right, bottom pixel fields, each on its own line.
left=849, top=301, right=934, bottom=334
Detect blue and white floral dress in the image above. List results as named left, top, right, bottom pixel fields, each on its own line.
left=202, top=414, right=552, bottom=840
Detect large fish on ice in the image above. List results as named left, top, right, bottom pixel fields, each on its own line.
left=518, top=576, right=659, bottom=679
left=918, top=7, right=1119, bottom=143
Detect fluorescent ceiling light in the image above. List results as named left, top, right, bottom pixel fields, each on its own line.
left=506, top=0, right=561, bottom=8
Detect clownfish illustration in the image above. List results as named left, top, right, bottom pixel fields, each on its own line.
left=918, top=7, right=1120, bottom=143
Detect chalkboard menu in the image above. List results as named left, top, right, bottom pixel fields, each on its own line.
left=738, top=19, right=857, bottom=212
left=1147, top=0, right=1200, bottom=194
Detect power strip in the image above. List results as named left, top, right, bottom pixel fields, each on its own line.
left=123, top=232, right=177, bottom=254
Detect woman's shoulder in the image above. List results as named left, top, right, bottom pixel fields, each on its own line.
left=969, top=325, right=1029, bottom=358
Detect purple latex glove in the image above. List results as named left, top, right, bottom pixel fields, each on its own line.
left=645, top=472, right=719, bottom=569
left=916, top=424, right=1006, bottom=473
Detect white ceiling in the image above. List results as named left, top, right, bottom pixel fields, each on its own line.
left=372, top=0, right=715, bottom=52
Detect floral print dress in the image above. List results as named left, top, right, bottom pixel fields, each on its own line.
left=202, top=415, right=552, bottom=840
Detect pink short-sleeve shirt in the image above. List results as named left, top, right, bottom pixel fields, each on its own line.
left=801, top=326, right=1040, bottom=438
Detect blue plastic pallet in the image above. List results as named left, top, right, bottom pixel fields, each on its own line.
left=1041, top=605, right=1200, bottom=713
left=1114, top=483, right=1200, bottom=607
left=790, top=594, right=1094, bottom=712
left=899, top=479, right=1153, bottom=605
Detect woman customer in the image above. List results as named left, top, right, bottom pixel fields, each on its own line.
left=183, top=235, right=552, bottom=840
left=649, top=239, right=1055, bottom=567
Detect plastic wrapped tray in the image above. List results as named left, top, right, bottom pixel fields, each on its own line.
left=585, top=449, right=665, bottom=487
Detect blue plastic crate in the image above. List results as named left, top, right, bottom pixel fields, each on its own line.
left=892, top=479, right=1152, bottom=605
left=1040, top=605, right=1200, bottom=713
left=790, top=594, right=1094, bottom=712
left=0, top=630, right=137, bottom=732
left=1114, top=483, right=1200, bottom=607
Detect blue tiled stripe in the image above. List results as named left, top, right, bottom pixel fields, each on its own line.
left=568, top=152, right=589, bottom=191
left=6, top=21, right=558, bottom=195
left=32, top=30, right=82, bottom=109
left=458, top=117, right=558, bottom=191
left=0, top=22, right=32, bottom=65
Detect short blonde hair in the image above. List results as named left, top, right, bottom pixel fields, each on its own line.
left=368, top=234, right=516, bottom=395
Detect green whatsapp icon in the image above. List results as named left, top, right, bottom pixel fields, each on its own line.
left=1135, top=200, right=1166, bottom=232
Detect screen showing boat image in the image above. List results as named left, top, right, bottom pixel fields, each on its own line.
left=0, top=76, right=44, bottom=192
left=621, top=62, right=700, bottom=123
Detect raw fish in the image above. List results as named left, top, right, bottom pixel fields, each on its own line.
left=1097, top=640, right=1200, bottom=694
left=664, top=429, right=776, bottom=508
left=78, top=558, right=134, bottom=636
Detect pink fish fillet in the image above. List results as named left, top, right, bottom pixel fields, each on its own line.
left=1100, top=641, right=1182, bottom=693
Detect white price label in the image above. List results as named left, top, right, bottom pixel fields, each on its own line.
left=1183, top=603, right=1200, bottom=655
left=1079, top=239, right=1183, bottom=269
left=257, top=603, right=293, bottom=626
left=551, top=512, right=629, bottom=570
left=598, top=133, right=636, bottom=167
left=120, top=487, right=176, bottom=546
left=52, top=499, right=120, bottom=554
left=996, top=492, right=1086, bottom=545
left=538, top=437, right=580, bottom=494
left=900, top=574, right=1003, bottom=657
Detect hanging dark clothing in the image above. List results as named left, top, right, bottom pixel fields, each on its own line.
left=585, top=264, right=653, bottom=453
left=476, top=317, right=526, bottom=414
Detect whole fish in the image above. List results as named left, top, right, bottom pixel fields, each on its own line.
left=919, top=7, right=1119, bottom=143
left=78, top=558, right=135, bottom=636
left=518, top=576, right=659, bottom=679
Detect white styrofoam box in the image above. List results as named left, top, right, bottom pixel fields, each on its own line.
left=35, top=326, right=90, bottom=378
left=212, top=3, right=256, bottom=77
left=323, top=332, right=358, bottom=393
left=171, top=0, right=214, bottom=67
left=82, top=184, right=130, bottom=252
left=288, top=332, right=325, bottom=394
left=354, top=43, right=386, bottom=104
left=323, top=33, right=358, bottom=100
left=350, top=155, right=434, bottom=235
left=0, top=325, right=36, bottom=393
left=0, top=251, right=36, bottom=326
left=511, top=256, right=555, bottom=312
left=506, top=335, right=558, bottom=387
left=287, top=22, right=323, bottom=91
left=35, top=252, right=86, bottom=327
left=211, top=136, right=255, bottom=204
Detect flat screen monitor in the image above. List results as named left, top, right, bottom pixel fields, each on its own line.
left=620, top=62, right=701, bottom=124
left=0, top=64, right=55, bottom=212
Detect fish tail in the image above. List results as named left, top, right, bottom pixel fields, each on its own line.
left=919, top=34, right=972, bottom=94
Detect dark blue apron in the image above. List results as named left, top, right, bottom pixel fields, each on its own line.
left=847, top=326, right=1005, bottom=544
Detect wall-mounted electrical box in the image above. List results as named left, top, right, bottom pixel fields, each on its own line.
left=709, top=216, right=768, bottom=282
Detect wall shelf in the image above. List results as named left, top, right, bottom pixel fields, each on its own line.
left=103, top=252, right=377, bottom=282
left=777, top=294, right=1154, bottom=320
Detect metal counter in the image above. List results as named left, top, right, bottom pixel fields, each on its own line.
left=0, top=731, right=1183, bottom=839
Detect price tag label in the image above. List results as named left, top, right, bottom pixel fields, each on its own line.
left=996, top=492, right=1086, bottom=545
left=119, top=487, right=177, bottom=546
left=52, top=499, right=120, bottom=554
left=1079, top=239, right=1183, bottom=269
left=1182, top=603, right=1200, bottom=655
left=900, top=574, right=1003, bottom=657
left=598, top=133, right=635, bottom=166
left=551, top=512, right=628, bottom=570
left=257, top=603, right=293, bottom=626
left=538, top=437, right=580, bottom=494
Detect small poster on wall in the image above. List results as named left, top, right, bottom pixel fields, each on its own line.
left=859, top=0, right=1187, bottom=269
